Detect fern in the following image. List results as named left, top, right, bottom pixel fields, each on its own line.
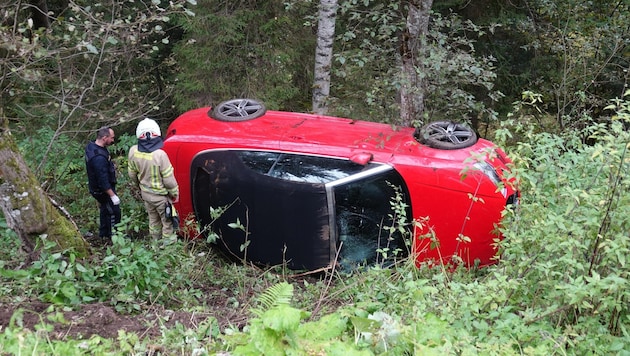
left=251, top=282, right=294, bottom=317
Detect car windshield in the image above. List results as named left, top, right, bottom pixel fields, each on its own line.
left=236, top=151, right=371, bottom=183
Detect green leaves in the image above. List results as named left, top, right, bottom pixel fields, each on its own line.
left=496, top=95, right=630, bottom=344
left=225, top=284, right=364, bottom=355
left=254, top=282, right=294, bottom=315
left=0, top=230, right=201, bottom=311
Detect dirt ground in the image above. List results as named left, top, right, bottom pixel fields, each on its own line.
left=0, top=300, right=232, bottom=340
left=0, top=293, right=252, bottom=343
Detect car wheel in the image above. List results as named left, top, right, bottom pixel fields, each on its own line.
left=210, top=98, right=266, bottom=122
left=416, top=121, right=478, bottom=149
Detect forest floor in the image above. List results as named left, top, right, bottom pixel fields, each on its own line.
left=0, top=299, right=229, bottom=340
left=0, top=236, right=251, bottom=342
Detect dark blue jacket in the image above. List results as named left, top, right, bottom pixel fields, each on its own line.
left=85, top=141, right=116, bottom=195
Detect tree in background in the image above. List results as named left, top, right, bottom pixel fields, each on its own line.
left=518, top=0, right=629, bottom=131
left=325, top=0, right=501, bottom=128
left=312, top=0, right=338, bottom=115
left=310, top=0, right=628, bottom=132
left=451, top=0, right=629, bottom=133
left=1, top=0, right=191, bottom=142
left=172, top=0, right=315, bottom=112
left=399, top=0, right=433, bottom=126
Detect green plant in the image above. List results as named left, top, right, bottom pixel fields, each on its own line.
left=0, top=226, right=205, bottom=310
left=157, top=318, right=220, bottom=354
left=0, top=238, right=92, bottom=305
left=487, top=94, right=630, bottom=353
left=376, top=182, right=412, bottom=265
left=0, top=319, right=114, bottom=355
left=221, top=282, right=368, bottom=355
left=228, top=217, right=251, bottom=261
left=0, top=216, right=24, bottom=271
left=97, top=233, right=197, bottom=312
left=501, top=125, right=628, bottom=323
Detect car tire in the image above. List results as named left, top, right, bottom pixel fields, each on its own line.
left=416, top=121, right=478, bottom=149
left=210, top=98, right=266, bottom=122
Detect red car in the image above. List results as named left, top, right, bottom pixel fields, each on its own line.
left=163, top=99, right=518, bottom=270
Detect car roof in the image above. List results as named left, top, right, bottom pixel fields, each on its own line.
left=164, top=107, right=496, bottom=165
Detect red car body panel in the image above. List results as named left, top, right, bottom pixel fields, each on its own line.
left=163, top=107, right=517, bottom=268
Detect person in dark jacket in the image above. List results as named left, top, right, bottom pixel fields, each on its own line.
left=85, top=126, right=121, bottom=239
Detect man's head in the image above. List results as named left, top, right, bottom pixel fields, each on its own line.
left=136, top=118, right=161, bottom=140
left=96, top=126, right=115, bottom=147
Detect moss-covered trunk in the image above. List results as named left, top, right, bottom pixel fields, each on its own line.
left=0, top=118, right=90, bottom=263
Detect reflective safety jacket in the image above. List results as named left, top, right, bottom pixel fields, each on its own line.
left=128, top=145, right=179, bottom=197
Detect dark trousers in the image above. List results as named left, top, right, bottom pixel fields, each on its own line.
left=92, top=192, right=121, bottom=238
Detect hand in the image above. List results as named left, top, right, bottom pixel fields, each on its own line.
left=110, top=195, right=120, bottom=205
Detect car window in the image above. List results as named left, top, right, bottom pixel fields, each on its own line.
left=332, top=169, right=411, bottom=269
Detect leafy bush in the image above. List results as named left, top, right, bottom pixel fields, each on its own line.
left=500, top=107, right=629, bottom=331
left=488, top=94, right=630, bottom=353
left=97, top=233, right=199, bottom=312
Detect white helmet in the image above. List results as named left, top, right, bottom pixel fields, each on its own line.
left=136, top=118, right=161, bottom=139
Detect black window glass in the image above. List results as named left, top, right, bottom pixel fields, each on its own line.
left=191, top=150, right=332, bottom=270
left=236, top=151, right=372, bottom=183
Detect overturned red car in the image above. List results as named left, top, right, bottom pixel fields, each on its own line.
left=163, top=99, right=518, bottom=270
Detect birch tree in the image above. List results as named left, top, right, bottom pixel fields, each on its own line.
left=312, top=0, right=338, bottom=115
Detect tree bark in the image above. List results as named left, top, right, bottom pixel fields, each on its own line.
left=0, top=116, right=90, bottom=264
left=312, top=0, right=338, bottom=115
left=399, top=0, right=433, bottom=127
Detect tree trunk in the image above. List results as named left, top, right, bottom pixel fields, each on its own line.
left=399, top=0, right=433, bottom=127
left=0, top=117, right=89, bottom=264
left=312, top=0, right=338, bottom=115
left=29, top=0, right=50, bottom=30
